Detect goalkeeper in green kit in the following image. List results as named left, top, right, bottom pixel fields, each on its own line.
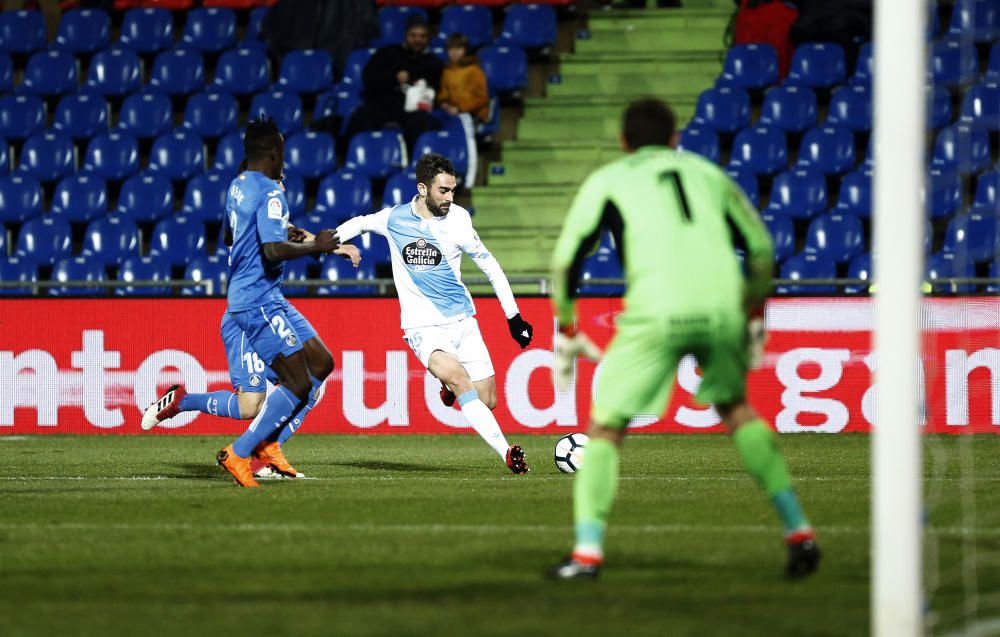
left=546, top=99, right=820, bottom=580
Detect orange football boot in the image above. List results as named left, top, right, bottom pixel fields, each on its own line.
left=253, top=440, right=304, bottom=478
left=216, top=445, right=260, bottom=488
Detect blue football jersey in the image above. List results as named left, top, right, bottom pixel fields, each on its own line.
left=225, top=171, right=290, bottom=312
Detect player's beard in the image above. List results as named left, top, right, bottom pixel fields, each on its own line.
left=427, top=197, right=450, bottom=217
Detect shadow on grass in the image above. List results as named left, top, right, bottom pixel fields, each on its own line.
left=328, top=460, right=458, bottom=473
left=177, top=463, right=224, bottom=479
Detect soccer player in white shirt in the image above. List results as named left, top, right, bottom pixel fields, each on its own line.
left=336, top=153, right=534, bottom=473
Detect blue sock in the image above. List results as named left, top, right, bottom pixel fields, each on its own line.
left=231, top=385, right=303, bottom=458
left=179, top=391, right=242, bottom=419
left=274, top=376, right=324, bottom=445
left=772, top=488, right=810, bottom=534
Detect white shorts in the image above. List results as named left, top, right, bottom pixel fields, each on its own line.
left=403, top=316, right=495, bottom=382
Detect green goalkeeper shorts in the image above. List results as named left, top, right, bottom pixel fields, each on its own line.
left=591, top=310, right=749, bottom=427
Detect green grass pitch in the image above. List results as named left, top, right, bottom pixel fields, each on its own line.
left=1, top=434, right=998, bottom=637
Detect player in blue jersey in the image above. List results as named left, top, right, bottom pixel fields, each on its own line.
left=215, top=117, right=340, bottom=487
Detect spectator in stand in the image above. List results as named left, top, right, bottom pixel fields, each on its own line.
left=3, top=0, right=61, bottom=42
left=790, top=0, right=871, bottom=72
left=344, top=13, right=444, bottom=155
left=438, top=33, right=489, bottom=185
left=733, top=0, right=799, bottom=79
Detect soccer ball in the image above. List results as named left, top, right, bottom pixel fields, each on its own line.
left=554, top=433, right=590, bottom=474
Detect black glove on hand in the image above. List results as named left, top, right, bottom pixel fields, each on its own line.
left=507, top=313, right=533, bottom=349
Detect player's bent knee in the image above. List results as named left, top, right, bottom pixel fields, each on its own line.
left=238, top=391, right=265, bottom=419
left=587, top=422, right=626, bottom=446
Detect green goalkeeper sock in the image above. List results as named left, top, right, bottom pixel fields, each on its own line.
left=573, top=438, right=620, bottom=559
left=733, top=419, right=810, bottom=534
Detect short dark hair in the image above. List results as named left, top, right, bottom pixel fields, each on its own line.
left=416, top=153, right=456, bottom=187
left=622, top=99, right=676, bottom=150
left=445, top=33, right=469, bottom=51
left=244, top=117, right=283, bottom=162
left=406, top=13, right=428, bottom=31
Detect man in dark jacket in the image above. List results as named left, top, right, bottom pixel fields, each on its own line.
left=345, top=14, right=445, bottom=154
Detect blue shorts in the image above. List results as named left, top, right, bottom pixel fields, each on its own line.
left=221, top=313, right=279, bottom=393
left=228, top=298, right=318, bottom=369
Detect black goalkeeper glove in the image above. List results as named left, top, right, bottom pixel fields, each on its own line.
left=507, top=313, right=533, bottom=349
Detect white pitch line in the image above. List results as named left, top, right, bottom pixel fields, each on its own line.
left=1, top=475, right=1000, bottom=483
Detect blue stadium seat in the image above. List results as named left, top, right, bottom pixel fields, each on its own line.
left=150, top=216, right=207, bottom=267
left=356, top=231, right=391, bottom=268
left=16, top=216, right=72, bottom=265
left=932, top=124, right=992, bottom=174
left=344, top=48, right=376, bottom=87
left=150, top=48, right=205, bottom=97
left=117, top=171, right=174, bottom=222
left=0, top=257, right=37, bottom=295
left=317, top=253, right=377, bottom=296
left=717, top=43, right=778, bottom=90
left=53, top=92, right=109, bottom=141
left=578, top=244, right=624, bottom=295
left=926, top=167, right=963, bottom=218
left=281, top=173, right=306, bottom=216
left=776, top=252, right=837, bottom=295
left=928, top=85, right=953, bottom=129
left=373, top=6, right=427, bottom=48
left=0, top=138, right=7, bottom=174
left=290, top=211, right=336, bottom=235
left=182, top=255, right=228, bottom=296
left=118, top=90, right=173, bottom=140
left=182, top=170, right=228, bottom=222
left=805, top=212, right=865, bottom=264
left=213, top=130, right=244, bottom=172
left=930, top=39, right=979, bottom=87
left=759, top=85, right=818, bottom=134
left=499, top=4, right=557, bottom=50
left=0, top=174, right=42, bottom=223
left=677, top=126, right=720, bottom=163
left=183, top=91, right=239, bottom=140
left=412, top=130, right=469, bottom=178
left=182, top=8, right=237, bottom=54
left=845, top=252, right=873, bottom=295
left=285, top=131, right=336, bottom=179
left=383, top=171, right=416, bottom=207
left=796, top=125, right=856, bottom=176
left=826, top=84, right=872, bottom=132
left=975, top=169, right=1000, bottom=208
left=116, top=256, right=172, bottom=297
left=119, top=8, right=174, bottom=55
left=988, top=42, right=1000, bottom=80
left=86, top=47, right=142, bottom=97
left=693, top=86, right=751, bottom=134
left=49, top=256, right=107, bottom=297
left=278, top=49, right=335, bottom=95
left=281, top=258, right=311, bottom=296
left=849, top=42, right=873, bottom=86
left=0, top=221, right=7, bottom=255
left=18, top=131, right=75, bottom=183
left=0, top=94, right=45, bottom=141
left=315, top=171, right=372, bottom=222
left=766, top=168, right=828, bottom=219
left=55, top=8, right=111, bottom=56
left=727, top=126, right=787, bottom=176
left=248, top=90, right=304, bottom=136
left=213, top=47, right=270, bottom=96
left=948, top=0, right=1000, bottom=42
left=0, top=10, right=47, bottom=55
left=926, top=251, right=976, bottom=294
left=437, top=5, right=493, bottom=49
left=726, top=166, right=759, bottom=206
left=335, top=86, right=363, bottom=124
left=0, top=53, right=11, bottom=93
left=19, top=49, right=79, bottom=97
left=313, top=89, right=339, bottom=122
left=346, top=131, right=407, bottom=178
left=834, top=168, right=873, bottom=218
left=84, top=131, right=140, bottom=182
left=50, top=173, right=107, bottom=223
left=761, top=213, right=795, bottom=263
left=245, top=6, right=269, bottom=45
left=82, top=216, right=141, bottom=267
left=960, top=81, right=1000, bottom=130
left=149, top=129, right=206, bottom=182
left=477, top=46, right=528, bottom=95
left=943, top=208, right=1000, bottom=263
left=787, top=43, right=846, bottom=89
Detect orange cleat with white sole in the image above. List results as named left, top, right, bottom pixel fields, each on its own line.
left=252, top=440, right=304, bottom=479
left=216, top=444, right=260, bottom=488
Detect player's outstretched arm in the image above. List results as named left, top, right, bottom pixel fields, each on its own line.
left=262, top=229, right=340, bottom=263
left=334, top=243, right=362, bottom=267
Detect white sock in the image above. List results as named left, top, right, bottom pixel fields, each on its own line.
left=458, top=390, right=509, bottom=459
